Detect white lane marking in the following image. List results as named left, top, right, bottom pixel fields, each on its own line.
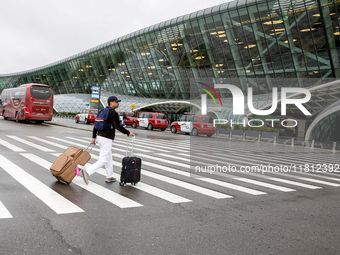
left=7, top=135, right=54, bottom=152
left=139, top=153, right=288, bottom=194
left=72, top=178, right=143, bottom=208
left=137, top=153, right=189, bottom=168
left=47, top=136, right=96, bottom=150
left=112, top=153, right=266, bottom=197
left=0, top=201, right=13, bottom=219
left=185, top=153, right=330, bottom=190
left=87, top=155, right=219, bottom=203
left=297, top=178, right=340, bottom=187
left=141, top=161, right=267, bottom=195
left=0, top=138, right=26, bottom=152
left=67, top=137, right=151, bottom=153
left=141, top=171, right=232, bottom=199
left=196, top=178, right=267, bottom=195
left=233, top=178, right=296, bottom=192
left=156, top=153, right=190, bottom=162
left=267, top=178, right=321, bottom=189
left=114, top=137, right=178, bottom=152
left=0, top=154, right=83, bottom=214
left=40, top=153, right=142, bottom=209
left=79, top=154, right=192, bottom=204
left=27, top=136, right=68, bottom=150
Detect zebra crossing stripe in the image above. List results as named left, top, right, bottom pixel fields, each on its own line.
left=178, top=153, right=313, bottom=191
left=110, top=152, right=267, bottom=196
left=29, top=153, right=143, bottom=209
left=90, top=153, right=228, bottom=199
left=0, top=201, right=12, bottom=219
left=114, top=137, right=177, bottom=153
left=140, top=160, right=268, bottom=195
left=296, top=178, right=340, bottom=187
left=267, top=178, right=322, bottom=189
left=142, top=171, right=232, bottom=199
left=87, top=154, right=192, bottom=204
left=0, top=154, right=84, bottom=214
left=67, top=137, right=151, bottom=153
left=0, top=138, right=26, bottom=152
left=102, top=170, right=192, bottom=204
left=27, top=136, right=68, bottom=150
left=72, top=178, right=143, bottom=208
left=233, top=178, right=296, bottom=192
left=196, top=178, right=267, bottom=195
left=7, top=135, right=55, bottom=152
left=47, top=136, right=100, bottom=152
left=136, top=153, right=189, bottom=168
left=156, top=153, right=190, bottom=162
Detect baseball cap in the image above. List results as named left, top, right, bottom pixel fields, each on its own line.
left=107, top=96, right=121, bottom=105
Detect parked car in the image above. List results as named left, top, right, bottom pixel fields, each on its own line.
left=136, top=112, right=168, bottom=131
left=75, top=109, right=98, bottom=124
left=170, top=115, right=215, bottom=137
left=117, top=111, right=137, bottom=127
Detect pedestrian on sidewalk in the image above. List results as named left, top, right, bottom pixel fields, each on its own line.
left=81, top=96, right=134, bottom=184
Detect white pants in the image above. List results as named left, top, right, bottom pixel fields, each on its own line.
left=86, top=136, right=113, bottom=178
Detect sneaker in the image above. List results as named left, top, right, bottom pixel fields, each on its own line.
left=105, top=177, right=116, bottom=183
left=81, top=169, right=89, bottom=185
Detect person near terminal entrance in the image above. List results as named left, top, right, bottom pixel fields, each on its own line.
left=81, top=96, right=134, bottom=184
left=123, top=112, right=127, bottom=127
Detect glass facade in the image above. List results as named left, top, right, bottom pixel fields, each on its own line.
left=1, top=0, right=340, bottom=140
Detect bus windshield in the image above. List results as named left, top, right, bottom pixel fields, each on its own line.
left=30, top=85, right=52, bottom=100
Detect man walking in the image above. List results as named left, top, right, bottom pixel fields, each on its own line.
left=81, top=96, right=134, bottom=184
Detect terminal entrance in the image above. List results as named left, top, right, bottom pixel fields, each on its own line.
left=133, top=101, right=199, bottom=126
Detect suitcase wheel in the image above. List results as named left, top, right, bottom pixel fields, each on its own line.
left=54, top=175, right=70, bottom=185
left=119, top=182, right=125, bottom=187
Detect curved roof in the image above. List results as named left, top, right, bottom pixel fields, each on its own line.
left=0, top=0, right=267, bottom=77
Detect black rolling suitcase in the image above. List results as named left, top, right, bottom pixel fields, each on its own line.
left=119, top=136, right=142, bottom=186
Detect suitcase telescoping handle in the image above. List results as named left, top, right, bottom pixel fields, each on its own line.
left=126, top=135, right=135, bottom=157
left=85, top=143, right=95, bottom=153
left=76, top=143, right=95, bottom=176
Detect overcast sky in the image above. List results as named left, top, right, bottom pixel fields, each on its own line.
left=0, top=0, right=228, bottom=75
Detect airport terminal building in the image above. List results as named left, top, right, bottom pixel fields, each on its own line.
left=1, top=0, right=340, bottom=142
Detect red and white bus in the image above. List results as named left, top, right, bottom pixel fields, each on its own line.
left=0, top=83, right=53, bottom=123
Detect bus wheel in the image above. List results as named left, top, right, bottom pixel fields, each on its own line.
left=15, top=112, right=21, bottom=123
left=35, top=120, right=43, bottom=124
left=3, top=111, right=7, bottom=120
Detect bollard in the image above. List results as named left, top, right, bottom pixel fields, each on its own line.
left=258, top=134, right=261, bottom=142
left=274, top=136, right=277, bottom=145
left=332, top=142, right=337, bottom=152
left=242, top=133, right=246, bottom=140
left=311, top=140, right=315, bottom=149
left=291, top=138, right=294, bottom=147
left=229, top=131, right=232, bottom=139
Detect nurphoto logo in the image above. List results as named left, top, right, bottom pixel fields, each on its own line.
left=200, top=84, right=312, bottom=128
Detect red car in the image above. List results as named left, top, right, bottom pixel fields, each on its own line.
left=117, top=111, right=137, bottom=127
left=170, top=115, right=215, bottom=137
left=136, top=112, right=167, bottom=131
left=75, top=109, right=98, bottom=124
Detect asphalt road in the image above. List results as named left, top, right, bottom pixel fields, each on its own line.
left=0, top=116, right=340, bottom=255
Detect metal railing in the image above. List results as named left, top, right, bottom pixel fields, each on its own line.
left=215, top=129, right=340, bottom=151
